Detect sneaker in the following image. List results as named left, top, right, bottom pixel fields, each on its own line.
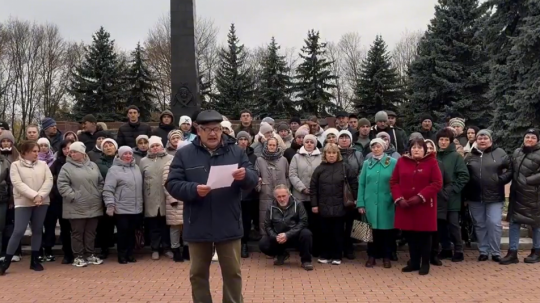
left=151, top=251, right=160, bottom=260
left=212, top=252, right=219, bottom=262
left=164, top=251, right=174, bottom=259
left=72, top=257, right=88, bottom=268
left=301, top=262, right=314, bottom=271
left=86, top=255, right=104, bottom=265
left=331, top=260, right=342, bottom=265
left=317, top=258, right=330, bottom=264
left=12, top=255, right=21, bottom=262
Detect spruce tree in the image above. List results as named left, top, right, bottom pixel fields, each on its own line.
left=295, top=30, right=337, bottom=117
left=256, top=37, right=295, bottom=118
left=405, top=0, right=490, bottom=130
left=354, top=35, right=401, bottom=119
left=125, top=42, right=157, bottom=121
left=212, top=24, right=253, bottom=118
left=69, top=27, right=126, bottom=121
left=485, top=0, right=535, bottom=151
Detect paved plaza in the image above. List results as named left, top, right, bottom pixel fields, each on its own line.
left=0, top=251, right=539, bottom=303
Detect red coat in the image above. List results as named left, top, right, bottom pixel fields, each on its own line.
left=390, top=153, right=443, bottom=231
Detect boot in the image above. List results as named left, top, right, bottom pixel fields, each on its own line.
left=182, top=245, right=190, bottom=261
left=172, top=247, right=184, bottom=263
left=499, top=249, right=519, bottom=265
left=98, top=248, right=109, bottom=260
left=30, top=251, right=44, bottom=271
left=438, top=249, right=453, bottom=260
left=524, top=249, right=540, bottom=264
left=0, top=254, right=13, bottom=275
left=430, top=251, right=443, bottom=266
left=365, top=257, right=376, bottom=268
left=419, top=263, right=430, bottom=275
left=241, top=243, right=249, bottom=259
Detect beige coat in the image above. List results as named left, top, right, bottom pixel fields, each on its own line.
left=140, top=152, right=172, bottom=217
left=10, top=159, right=53, bottom=207
left=162, top=158, right=183, bottom=226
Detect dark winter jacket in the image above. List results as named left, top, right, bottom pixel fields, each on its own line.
left=241, top=146, right=258, bottom=202
left=87, top=147, right=102, bottom=163
left=436, top=158, right=454, bottom=220
left=234, top=124, right=257, bottom=142
left=456, top=133, right=468, bottom=147
left=96, top=154, right=115, bottom=179
left=354, top=136, right=372, bottom=158
left=0, top=157, right=11, bottom=204
left=508, top=144, right=540, bottom=227
left=152, top=110, right=177, bottom=147
left=49, top=155, right=67, bottom=204
left=165, top=135, right=258, bottom=242
left=419, top=128, right=437, bottom=142
left=464, top=145, right=512, bottom=203
left=370, top=125, right=407, bottom=155
left=133, top=148, right=147, bottom=166
left=263, top=197, right=308, bottom=239
left=116, top=121, right=152, bottom=148
left=78, top=124, right=105, bottom=152
left=39, top=130, right=63, bottom=153
left=437, top=143, right=470, bottom=211
left=284, top=141, right=302, bottom=163
left=340, top=148, right=364, bottom=175
left=309, top=161, right=358, bottom=218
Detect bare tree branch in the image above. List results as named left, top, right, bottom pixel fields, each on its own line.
left=391, top=29, right=423, bottom=86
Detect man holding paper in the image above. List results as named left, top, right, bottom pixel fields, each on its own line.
left=165, top=109, right=258, bottom=303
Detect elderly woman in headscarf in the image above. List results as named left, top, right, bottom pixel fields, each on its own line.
left=165, top=130, right=183, bottom=155
left=220, top=121, right=235, bottom=138
left=37, top=138, right=55, bottom=167
left=449, top=118, right=467, bottom=147
left=255, top=137, right=289, bottom=234
left=251, top=122, right=286, bottom=157
left=366, top=132, right=401, bottom=160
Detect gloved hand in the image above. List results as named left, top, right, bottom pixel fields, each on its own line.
left=106, top=206, right=115, bottom=217
left=408, top=195, right=423, bottom=206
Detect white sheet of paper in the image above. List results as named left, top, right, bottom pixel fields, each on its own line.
left=206, top=164, right=238, bottom=189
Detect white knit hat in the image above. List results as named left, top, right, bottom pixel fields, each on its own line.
left=136, top=135, right=149, bottom=144
left=37, top=137, right=50, bottom=148
left=101, top=138, right=118, bottom=150
left=69, top=141, right=86, bottom=154
left=148, top=135, right=163, bottom=147
left=370, top=138, right=387, bottom=150
left=179, top=115, right=192, bottom=126
left=118, top=146, right=133, bottom=158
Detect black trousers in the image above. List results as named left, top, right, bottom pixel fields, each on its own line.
left=95, top=212, right=115, bottom=251
left=59, top=218, right=72, bottom=258
left=320, top=216, right=344, bottom=260
left=405, top=231, right=432, bottom=268
left=146, top=215, right=170, bottom=251
left=432, top=219, right=446, bottom=254
left=343, top=209, right=356, bottom=254
left=250, top=198, right=260, bottom=234
left=42, top=201, right=60, bottom=251
left=241, top=199, right=252, bottom=244
left=116, top=214, right=139, bottom=258
left=367, top=229, right=394, bottom=259
left=259, top=228, right=312, bottom=263
left=303, top=201, right=321, bottom=256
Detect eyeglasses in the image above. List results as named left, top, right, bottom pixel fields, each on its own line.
left=199, top=126, right=222, bottom=134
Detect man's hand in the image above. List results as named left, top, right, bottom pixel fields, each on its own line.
left=232, top=167, right=246, bottom=181
left=106, top=206, right=115, bottom=217
left=197, top=185, right=212, bottom=197
left=276, top=233, right=287, bottom=244
left=34, top=195, right=43, bottom=206
left=312, top=207, right=318, bottom=214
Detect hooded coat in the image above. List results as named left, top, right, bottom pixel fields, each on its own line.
left=508, top=144, right=540, bottom=227
left=152, top=110, right=177, bottom=147
left=289, top=146, right=322, bottom=202
left=436, top=143, right=469, bottom=212
left=102, top=157, right=144, bottom=215
left=139, top=151, right=173, bottom=217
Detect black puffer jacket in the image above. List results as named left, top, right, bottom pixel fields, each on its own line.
left=310, top=161, right=358, bottom=217
left=0, top=157, right=10, bottom=204
left=508, top=144, right=540, bottom=227
left=49, top=155, right=67, bottom=204
left=116, top=121, right=152, bottom=148
left=152, top=110, right=177, bottom=146
left=464, top=145, right=512, bottom=203
left=264, top=197, right=307, bottom=238
left=284, top=141, right=302, bottom=163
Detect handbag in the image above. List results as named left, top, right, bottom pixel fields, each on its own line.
left=351, top=214, right=373, bottom=242
left=342, top=164, right=356, bottom=209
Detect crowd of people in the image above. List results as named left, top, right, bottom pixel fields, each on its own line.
left=0, top=106, right=538, bottom=302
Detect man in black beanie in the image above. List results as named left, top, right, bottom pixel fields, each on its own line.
left=289, top=117, right=301, bottom=136
left=419, top=114, right=437, bottom=141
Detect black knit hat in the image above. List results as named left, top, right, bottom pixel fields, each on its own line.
left=289, top=117, right=301, bottom=124
left=421, top=114, right=434, bottom=123
left=127, top=105, right=140, bottom=113
left=524, top=128, right=540, bottom=141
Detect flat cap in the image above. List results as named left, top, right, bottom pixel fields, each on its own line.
left=196, top=110, right=223, bottom=124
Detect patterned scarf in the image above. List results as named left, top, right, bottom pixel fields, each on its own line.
left=262, top=141, right=282, bottom=161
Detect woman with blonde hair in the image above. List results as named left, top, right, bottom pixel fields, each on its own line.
left=310, top=143, right=358, bottom=265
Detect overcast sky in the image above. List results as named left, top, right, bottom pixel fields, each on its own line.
left=1, top=0, right=438, bottom=51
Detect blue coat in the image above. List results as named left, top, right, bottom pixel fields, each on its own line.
left=165, top=135, right=258, bottom=242
left=357, top=154, right=397, bottom=230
